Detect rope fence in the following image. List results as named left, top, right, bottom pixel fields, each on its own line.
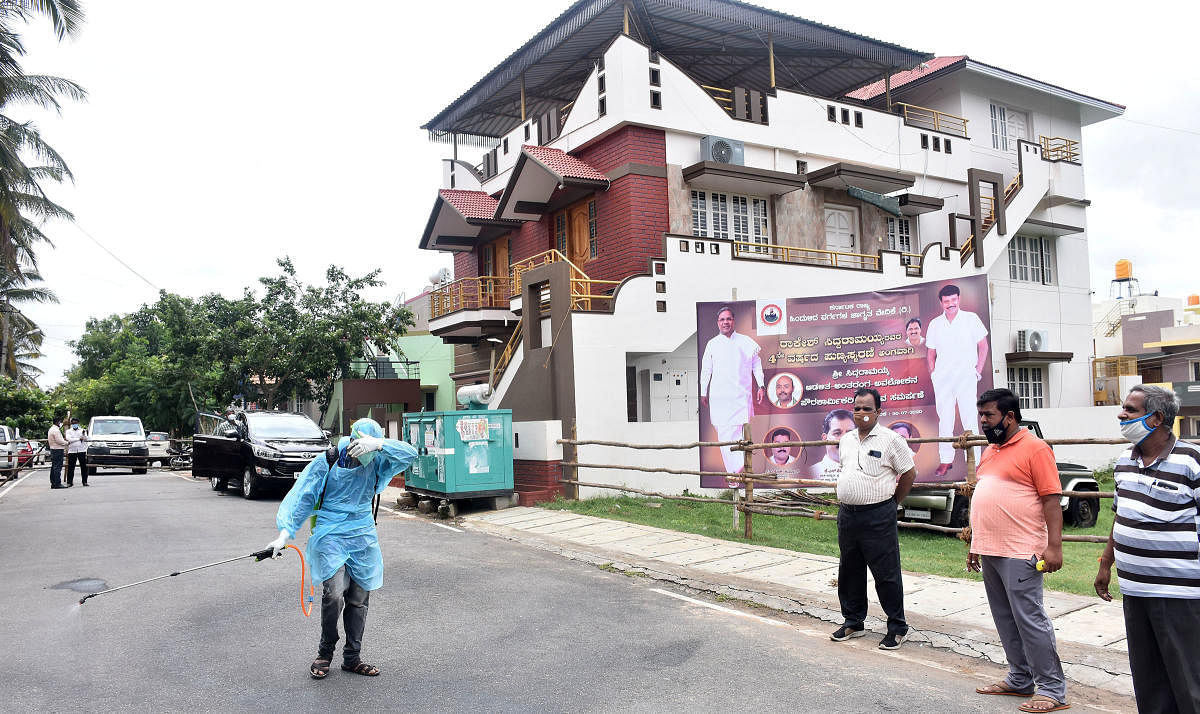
left=555, top=429, right=1162, bottom=549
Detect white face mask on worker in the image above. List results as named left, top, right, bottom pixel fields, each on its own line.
left=1119, top=415, right=1156, bottom=445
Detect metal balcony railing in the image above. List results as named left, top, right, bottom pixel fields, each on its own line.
left=1039, top=136, right=1081, bottom=163
left=896, top=102, right=968, bottom=138
left=347, top=359, right=420, bottom=381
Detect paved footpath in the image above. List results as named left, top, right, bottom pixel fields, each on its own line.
left=459, top=505, right=1134, bottom=699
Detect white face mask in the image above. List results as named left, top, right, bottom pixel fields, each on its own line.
left=1119, top=414, right=1156, bottom=445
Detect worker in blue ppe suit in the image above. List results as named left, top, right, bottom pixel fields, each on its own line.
left=265, top=418, right=417, bottom=679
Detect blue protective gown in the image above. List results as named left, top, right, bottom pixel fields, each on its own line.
left=276, top=439, right=417, bottom=591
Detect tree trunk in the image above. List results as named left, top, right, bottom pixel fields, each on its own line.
left=0, top=299, right=10, bottom=379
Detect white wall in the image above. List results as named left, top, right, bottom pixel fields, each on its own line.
left=512, top=420, right=563, bottom=461
left=1024, top=405, right=1125, bottom=469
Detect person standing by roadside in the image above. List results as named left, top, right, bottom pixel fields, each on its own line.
left=1094, top=385, right=1200, bottom=713
left=46, top=416, right=67, bottom=489
left=969, top=388, right=1068, bottom=713
left=829, top=387, right=918, bottom=650
left=65, top=417, right=88, bottom=486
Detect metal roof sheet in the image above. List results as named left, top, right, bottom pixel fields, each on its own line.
left=423, top=0, right=930, bottom=140
left=846, top=55, right=967, bottom=100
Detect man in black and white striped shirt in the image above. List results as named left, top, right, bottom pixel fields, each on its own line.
left=829, top=388, right=918, bottom=651
left=1095, top=385, right=1200, bottom=713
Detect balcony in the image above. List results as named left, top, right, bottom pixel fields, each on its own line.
left=347, top=359, right=420, bottom=381
left=732, top=240, right=881, bottom=271
left=895, top=102, right=968, bottom=138
left=1039, top=136, right=1080, bottom=163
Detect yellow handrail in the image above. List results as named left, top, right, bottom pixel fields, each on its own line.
left=732, top=240, right=881, bottom=271
left=429, top=275, right=513, bottom=319
left=896, top=102, right=968, bottom=138
left=1039, top=136, right=1080, bottom=162
left=491, top=317, right=523, bottom=388
left=1004, top=172, right=1022, bottom=202
left=959, top=234, right=975, bottom=266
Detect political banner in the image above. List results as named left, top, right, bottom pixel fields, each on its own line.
left=696, top=275, right=993, bottom=489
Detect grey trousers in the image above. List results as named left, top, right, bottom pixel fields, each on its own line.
left=1123, top=595, right=1200, bottom=714
left=981, top=555, right=1066, bottom=703
left=319, top=566, right=371, bottom=666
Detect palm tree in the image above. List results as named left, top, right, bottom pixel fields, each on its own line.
left=0, top=264, right=55, bottom=383
left=0, top=1, right=85, bottom=273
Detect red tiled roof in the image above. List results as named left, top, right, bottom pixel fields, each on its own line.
left=522, top=145, right=608, bottom=183
left=438, top=189, right=498, bottom=220
left=846, top=55, right=967, bottom=101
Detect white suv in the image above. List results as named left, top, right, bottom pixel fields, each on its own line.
left=86, top=416, right=150, bottom=474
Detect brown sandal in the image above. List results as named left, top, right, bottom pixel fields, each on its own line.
left=341, top=661, right=380, bottom=676
left=310, top=657, right=331, bottom=679
left=1018, top=695, right=1070, bottom=712
left=976, top=682, right=1034, bottom=697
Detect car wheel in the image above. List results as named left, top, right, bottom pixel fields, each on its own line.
left=210, top=476, right=226, bottom=491
left=1068, top=495, right=1099, bottom=528
left=242, top=467, right=260, bottom=499
left=948, top=492, right=971, bottom=529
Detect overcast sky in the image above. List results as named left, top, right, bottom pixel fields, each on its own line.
left=14, top=1, right=1198, bottom=386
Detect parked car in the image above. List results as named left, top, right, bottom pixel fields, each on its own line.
left=0, top=425, right=27, bottom=479
left=192, top=410, right=329, bottom=499
left=899, top=420, right=1100, bottom=529
left=86, top=416, right=150, bottom=474
left=146, top=431, right=171, bottom=467
left=24, top=439, right=45, bottom=465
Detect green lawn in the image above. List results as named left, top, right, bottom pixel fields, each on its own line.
left=545, top=476, right=1118, bottom=599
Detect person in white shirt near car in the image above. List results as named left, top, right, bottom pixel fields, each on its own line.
left=65, top=417, right=89, bottom=486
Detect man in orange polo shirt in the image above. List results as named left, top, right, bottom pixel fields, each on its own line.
left=968, top=388, right=1068, bottom=713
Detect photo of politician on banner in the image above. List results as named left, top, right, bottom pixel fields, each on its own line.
left=696, top=275, right=992, bottom=489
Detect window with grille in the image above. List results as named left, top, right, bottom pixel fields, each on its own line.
left=1007, top=366, right=1045, bottom=409
left=587, top=200, right=598, bottom=259
left=886, top=217, right=919, bottom=264
left=1007, top=235, right=1054, bottom=284
left=690, top=190, right=770, bottom=249
left=555, top=213, right=566, bottom=254
left=1191, top=360, right=1200, bottom=381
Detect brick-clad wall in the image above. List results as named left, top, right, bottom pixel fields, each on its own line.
left=510, top=215, right=552, bottom=263
left=453, top=251, right=478, bottom=280
left=514, top=458, right=564, bottom=505
left=577, top=125, right=666, bottom=173
left=575, top=127, right=669, bottom=285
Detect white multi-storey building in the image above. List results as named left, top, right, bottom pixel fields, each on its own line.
left=417, top=0, right=1123, bottom=500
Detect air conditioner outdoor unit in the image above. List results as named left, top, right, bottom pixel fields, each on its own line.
left=700, top=135, right=745, bottom=165
left=1016, top=329, right=1050, bottom=352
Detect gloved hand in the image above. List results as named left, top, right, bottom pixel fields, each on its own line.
left=347, top=436, right=384, bottom=459
left=266, top=529, right=289, bottom=558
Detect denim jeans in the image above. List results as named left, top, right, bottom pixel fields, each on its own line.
left=49, top=449, right=64, bottom=487
left=319, top=566, right=371, bottom=666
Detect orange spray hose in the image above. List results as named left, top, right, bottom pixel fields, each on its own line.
left=283, top=544, right=314, bottom=617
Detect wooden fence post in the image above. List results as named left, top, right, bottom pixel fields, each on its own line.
left=742, top=423, right=753, bottom=539
left=963, top=430, right=977, bottom=484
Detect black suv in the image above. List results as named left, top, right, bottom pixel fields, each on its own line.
left=192, top=411, right=329, bottom=499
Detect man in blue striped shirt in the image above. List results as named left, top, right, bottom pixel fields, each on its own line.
left=1095, top=385, right=1200, bottom=713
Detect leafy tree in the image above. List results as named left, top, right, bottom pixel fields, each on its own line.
left=55, top=260, right=413, bottom=434
left=0, top=374, right=55, bottom=435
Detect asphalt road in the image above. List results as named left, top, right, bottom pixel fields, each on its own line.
left=0, top=467, right=1121, bottom=713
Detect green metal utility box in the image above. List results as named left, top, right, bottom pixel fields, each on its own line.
left=402, top=409, right=514, bottom=500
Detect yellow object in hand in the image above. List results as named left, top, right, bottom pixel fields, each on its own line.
left=1036, top=560, right=1046, bottom=571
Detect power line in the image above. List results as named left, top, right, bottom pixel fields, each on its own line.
left=1114, top=117, right=1200, bottom=137
left=72, top=223, right=159, bottom=292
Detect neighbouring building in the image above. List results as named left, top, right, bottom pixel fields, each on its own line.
left=418, top=0, right=1124, bottom=501
left=1092, top=260, right=1200, bottom=436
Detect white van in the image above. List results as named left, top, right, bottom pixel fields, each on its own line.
left=86, top=416, right=150, bottom=474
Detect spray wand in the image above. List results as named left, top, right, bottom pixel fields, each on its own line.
left=78, top=546, right=313, bottom=616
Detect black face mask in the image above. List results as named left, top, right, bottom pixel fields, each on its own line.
left=983, top=417, right=1009, bottom=444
